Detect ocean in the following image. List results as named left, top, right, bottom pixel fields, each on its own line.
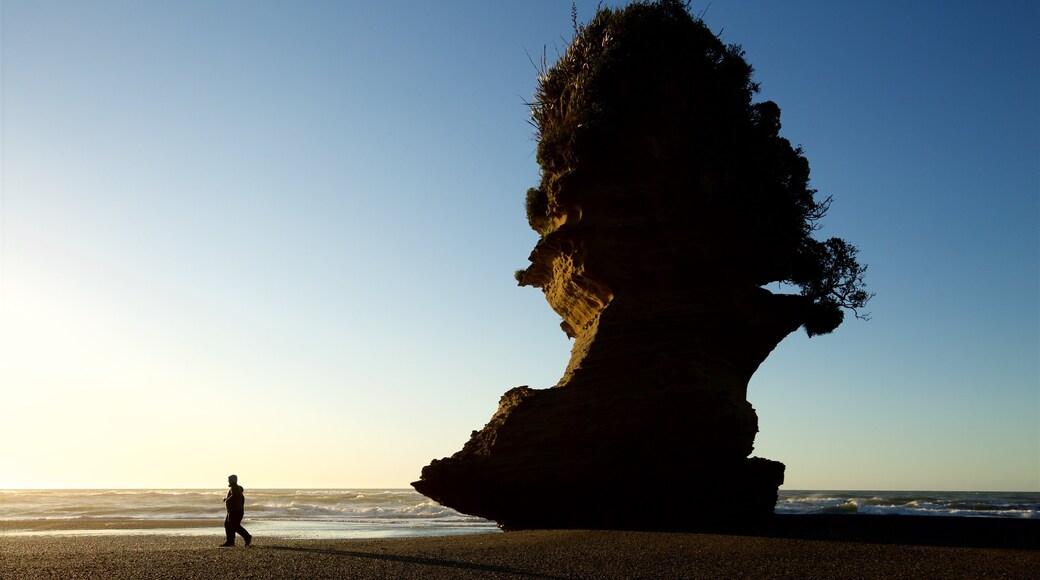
left=775, top=490, right=1039, bottom=519
left=2, top=489, right=1037, bottom=539
left=0, top=489, right=496, bottom=539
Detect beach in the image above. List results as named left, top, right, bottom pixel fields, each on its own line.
left=4, top=517, right=1038, bottom=579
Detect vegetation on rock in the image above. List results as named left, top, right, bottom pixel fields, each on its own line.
left=525, top=0, right=870, bottom=336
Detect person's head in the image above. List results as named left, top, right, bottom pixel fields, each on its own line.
left=228, top=474, right=238, bottom=487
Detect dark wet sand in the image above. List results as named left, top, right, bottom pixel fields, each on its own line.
left=3, top=516, right=1037, bottom=579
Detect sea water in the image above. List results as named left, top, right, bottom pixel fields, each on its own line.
left=2, top=489, right=1037, bottom=538
left=776, top=490, right=1040, bottom=518
left=0, top=489, right=498, bottom=539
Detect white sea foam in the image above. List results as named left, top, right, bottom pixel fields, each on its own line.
left=0, top=489, right=499, bottom=538
left=3, top=489, right=1037, bottom=538
left=776, top=491, right=1040, bottom=518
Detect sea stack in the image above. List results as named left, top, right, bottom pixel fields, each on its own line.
left=413, top=0, right=870, bottom=530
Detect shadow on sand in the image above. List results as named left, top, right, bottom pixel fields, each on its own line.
left=264, top=545, right=567, bottom=579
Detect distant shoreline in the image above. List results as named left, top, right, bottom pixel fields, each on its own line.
left=0, top=518, right=218, bottom=533
left=3, top=523, right=1037, bottom=580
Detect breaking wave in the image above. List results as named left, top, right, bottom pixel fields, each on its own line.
left=0, top=489, right=492, bottom=527
left=776, top=491, right=1040, bottom=518
left=4, top=489, right=1036, bottom=538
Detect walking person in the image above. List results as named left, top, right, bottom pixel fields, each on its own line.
left=220, top=474, right=253, bottom=547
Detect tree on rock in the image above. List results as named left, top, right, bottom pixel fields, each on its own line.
left=524, top=0, right=870, bottom=335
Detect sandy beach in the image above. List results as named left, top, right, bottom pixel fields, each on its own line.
left=3, top=517, right=1038, bottom=579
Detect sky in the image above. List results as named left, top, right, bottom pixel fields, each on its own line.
left=1, top=0, right=1036, bottom=492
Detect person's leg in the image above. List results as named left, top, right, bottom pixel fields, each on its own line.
left=237, top=522, right=252, bottom=545
left=221, top=513, right=235, bottom=546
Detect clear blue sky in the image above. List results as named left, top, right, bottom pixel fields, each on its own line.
left=2, top=0, right=1036, bottom=491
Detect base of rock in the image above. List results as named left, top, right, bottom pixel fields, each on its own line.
left=413, top=382, right=784, bottom=530
left=414, top=455, right=783, bottom=531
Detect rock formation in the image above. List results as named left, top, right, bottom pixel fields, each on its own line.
left=413, top=0, right=870, bottom=530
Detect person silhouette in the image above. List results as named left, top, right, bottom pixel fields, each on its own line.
left=220, top=474, right=252, bottom=547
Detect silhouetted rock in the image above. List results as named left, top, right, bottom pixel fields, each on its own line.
left=414, top=0, right=870, bottom=530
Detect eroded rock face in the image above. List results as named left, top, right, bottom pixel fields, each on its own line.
left=412, top=186, right=807, bottom=528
